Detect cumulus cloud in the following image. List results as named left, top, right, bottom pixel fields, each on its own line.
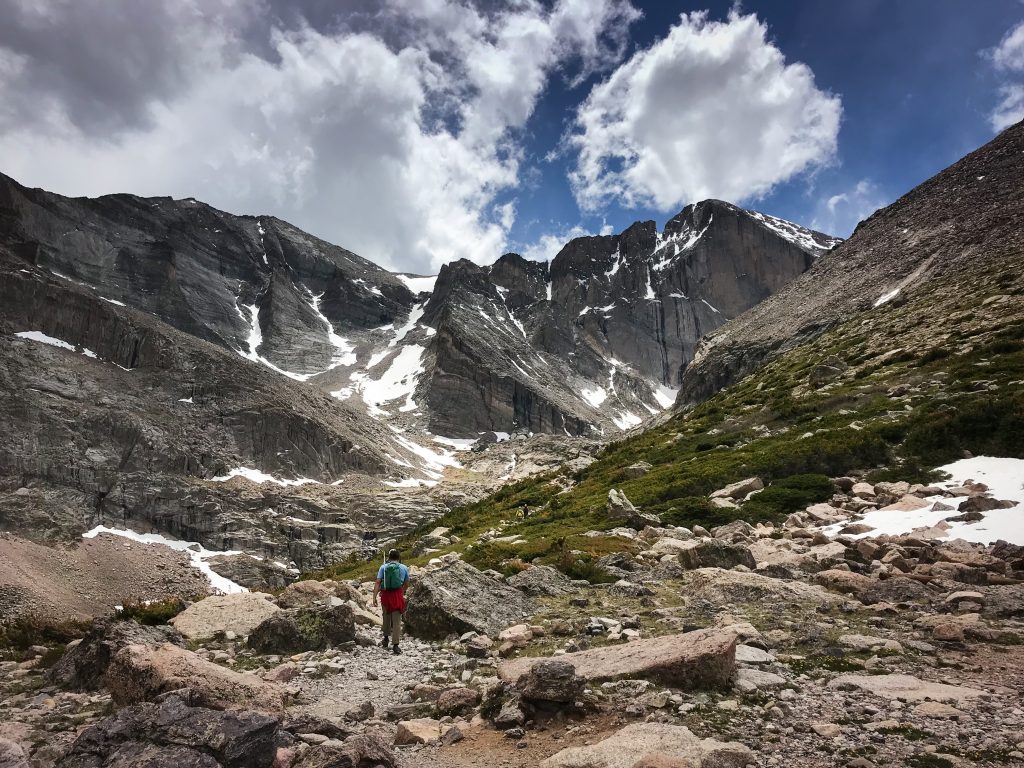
left=987, top=20, right=1024, bottom=131
left=811, top=179, right=888, bottom=238
left=0, top=0, right=639, bottom=273
left=568, top=10, right=842, bottom=213
left=518, top=224, right=592, bottom=262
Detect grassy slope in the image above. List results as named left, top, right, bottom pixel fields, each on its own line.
left=312, top=262, right=1023, bottom=583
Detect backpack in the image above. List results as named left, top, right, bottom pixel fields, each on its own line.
left=382, top=561, right=404, bottom=591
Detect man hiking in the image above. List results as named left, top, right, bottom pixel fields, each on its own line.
left=372, top=548, right=409, bottom=654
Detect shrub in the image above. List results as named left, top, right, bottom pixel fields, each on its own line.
left=118, top=596, right=186, bottom=625
left=0, top=616, right=91, bottom=652
left=741, top=474, right=834, bottom=522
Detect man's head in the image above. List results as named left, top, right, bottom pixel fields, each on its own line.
left=388, top=549, right=401, bottom=562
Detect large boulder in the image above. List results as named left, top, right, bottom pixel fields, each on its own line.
left=247, top=603, right=356, bottom=653
left=540, top=723, right=753, bottom=768
left=674, top=540, right=756, bottom=571
left=860, top=577, right=936, bottom=606
left=105, top=643, right=286, bottom=712
left=499, top=628, right=736, bottom=690
left=507, top=565, right=576, bottom=597
left=516, top=659, right=585, bottom=703
left=404, top=561, right=537, bottom=640
left=55, top=692, right=278, bottom=768
left=292, top=735, right=396, bottom=768
left=710, top=477, right=763, bottom=500
left=48, top=618, right=185, bottom=691
left=606, top=489, right=660, bottom=528
left=815, top=569, right=876, bottom=596
left=170, top=593, right=281, bottom=640
left=276, top=580, right=364, bottom=609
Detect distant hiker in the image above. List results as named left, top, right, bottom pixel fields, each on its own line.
left=372, top=548, right=409, bottom=655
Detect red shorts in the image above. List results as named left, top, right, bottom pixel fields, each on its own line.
left=380, top=588, right=405, bottom=613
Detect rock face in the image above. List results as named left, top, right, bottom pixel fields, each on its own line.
left=540, top=723, right=754, bottom=768
left=403, top=561, right=538, bottom=640
left=47, top=618, right=185, bottom=691
left=170, top=594, right=282, bottom=640
left=676, top=119, right=1024, bottom=409
left=104, top=643, right=286, bottom=712
left=498, top=628, right=737, bottom=690
left=55, top=693, right=279, bottom=768
left=422, top=203, right=835, bottom=437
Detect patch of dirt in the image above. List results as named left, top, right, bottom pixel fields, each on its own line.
left=0, top=532, right=211, bottom=623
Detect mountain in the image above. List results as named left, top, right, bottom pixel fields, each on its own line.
left=0, top=171, right=835, bottom=577
left=335, top=121, right=1024, bottom=588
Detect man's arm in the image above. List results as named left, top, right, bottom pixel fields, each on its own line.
left=372, top=577, right=382, bottom=606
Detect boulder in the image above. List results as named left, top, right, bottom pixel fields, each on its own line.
left=606, top=489, right=661, bottom=528
left=292, top=735, right=396, bottom=768
left=709, top=477, right=763, bottom=500
left=275, top=580, right=361, bottom=609
left=394, top=718, right=447, bottom=746
left=55, top=692, right=278, bottom=768
left=499, top=628, right=736, bottom=690
left=943, top=591, right=985, bottom=611
left=838, top=634, right=903, bottom=653
left=732, top=668, right=786, bottom=693
left=851, top=482, right=876, bottom=499
left=828, top=674, right=983, bottom=704
left=624, top=462, right=653, bottom=479
left=0, top=739, right=28, bottom=768
left=247, top=604, right=356, bottom=653
left=516, top=659, right=585, bottom=703
left=860, top=577, right=936, bottom=606
left=674, top=540, right=756, bottom=571
left=435, top=687, right=479, bottom=716
left=814, top=569, right=875, bottom=596
left=958, top=496, right=1016, bottom=513
left=170, top=593, right=281, bottom=640
left=507, top=565, right=575, bottom=597
left=404, top=560, right=537, bottom=640
left=540, top=723, right=753, bottom=768
left=105, top=643, right=286, bottom=712
left=48, top=618, right=185, bottom=691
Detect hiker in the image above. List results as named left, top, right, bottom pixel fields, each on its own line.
left=372, top=548, right=409, bottom=654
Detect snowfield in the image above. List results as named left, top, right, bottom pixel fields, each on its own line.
left=824, top=456, right=1024, bottom=545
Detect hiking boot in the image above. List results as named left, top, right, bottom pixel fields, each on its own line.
left=392, top=645, right=402, bottom=655
left=381, top=636, right=389, bottom=649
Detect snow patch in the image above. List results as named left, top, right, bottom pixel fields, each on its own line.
left=101, top=297, right=126, bottom=307
left=874, top=288, right=901, bottom=307
left=16, top=331, right=130, bottom=370
left=652, top=384, right=678, bottom=409
left=612, top=411, right=642, bottom=430
left=210, top=467, right=320, bottom=487
left=581, top=385, right=608, bottom=408
left=396, top=274, right=438, bottom=294
left=822, top=456, right=1024, bottom=545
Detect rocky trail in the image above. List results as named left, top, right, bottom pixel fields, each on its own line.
left=3, top=466, right=1024, bottom=768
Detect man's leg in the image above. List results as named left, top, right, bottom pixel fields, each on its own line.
left=381, top=609, right=391, bottom=647
left=390, top=610, right=402, bottom=650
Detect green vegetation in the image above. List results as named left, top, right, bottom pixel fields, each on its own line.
left=306, top=290, right=1024, bottom=583
left=118, top=596, right=186, bottom=625
left=0, top=616, right=91, bottom=655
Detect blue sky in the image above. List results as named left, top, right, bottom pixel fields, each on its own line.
left=507, top=0, right=1024, bottom=254
left=1, top=1, right=1022, bottom=273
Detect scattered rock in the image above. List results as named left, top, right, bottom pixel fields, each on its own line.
left=395, top=718, right=446, bottom=746
left=507, top=565, right=575, bottom=597
left=516, top=659, right=585, bottom=703
left=247, top=603, right=356, bottom=653
left=435, top=687, right=479, bottom=716
left=540, top=723, right=753, bottom=768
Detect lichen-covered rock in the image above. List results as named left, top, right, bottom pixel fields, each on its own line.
left=247, top=603, right=356, bottom=653
left=516, top=659, right=585, bottom=703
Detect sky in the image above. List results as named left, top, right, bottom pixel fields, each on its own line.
left=1, top=1, right=1022, bottom=275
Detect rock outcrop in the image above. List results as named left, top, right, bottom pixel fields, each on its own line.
left=540, top=723, right=754, bottom=768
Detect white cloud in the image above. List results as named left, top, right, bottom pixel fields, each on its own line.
left=518, top=225, right=591, bottom=262
left=0, top=0, right=640, bottom=273
left=811, top=179, right=887, bottom=237
left=987, top=21, right=1024, bottom=131
left=568, top=10, right=842, bottom=213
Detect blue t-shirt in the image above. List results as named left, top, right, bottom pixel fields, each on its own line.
left=377, top=562, right=409, bottom=587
